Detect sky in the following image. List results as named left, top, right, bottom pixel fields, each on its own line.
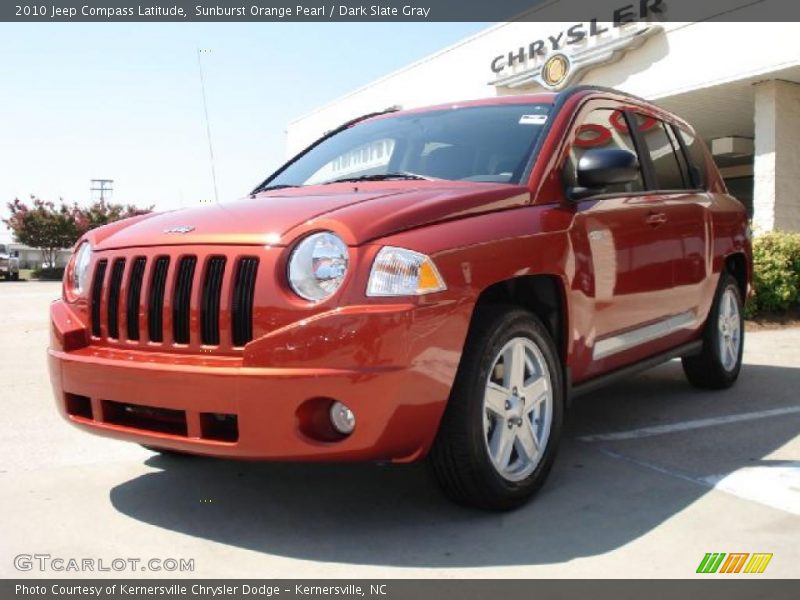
left=0, top=22, right=488, bottom=242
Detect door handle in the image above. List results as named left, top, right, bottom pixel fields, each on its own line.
left=645, top=212, right=667, bottom=226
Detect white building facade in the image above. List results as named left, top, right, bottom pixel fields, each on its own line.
left=286, top=4, right=800, bottom=232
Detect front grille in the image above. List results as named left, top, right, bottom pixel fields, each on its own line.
left=89, top=251, right=259, bottom=350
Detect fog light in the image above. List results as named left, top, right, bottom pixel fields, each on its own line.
left=329, top=401, right=355, bottom=435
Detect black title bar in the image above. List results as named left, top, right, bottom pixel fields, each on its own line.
left=3, top=0, right=800, bottom=22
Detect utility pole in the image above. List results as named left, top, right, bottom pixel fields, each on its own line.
left=197, top=48, right=219, bottom=203
left=90, top=179, right=114, bottom=202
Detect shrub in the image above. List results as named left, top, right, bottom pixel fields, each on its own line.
left=32, top=266, right=65, bottom=281
left=745, top=231, right=800, bottom=317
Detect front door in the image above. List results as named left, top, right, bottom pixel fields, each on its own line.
left=564, top=106, right=679, bottom=378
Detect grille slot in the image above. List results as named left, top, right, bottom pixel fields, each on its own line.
left=147, top=257, right=170, bottom=342
left=126, top=257, right=147, bottom=341
left=90, top=260, right=108, bottom=337
left=172, top=256, right=197, bottom=344
left=106, top=258, right=126, bottom=339
left=102, top=400, right=188, bottom=437
left=201, top=256, right=226, bottom=345
left=231, top=257, right=259, bottom=347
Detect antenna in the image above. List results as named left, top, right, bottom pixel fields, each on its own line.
left=197, top=48, right=219, bottom=203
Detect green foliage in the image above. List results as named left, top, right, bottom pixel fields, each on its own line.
left=3, top=198, right=81, bottom=269
left=3, top=196, right=153, bottom=268
left=32, top=266, right=66, bottom=280
left=77, top=199, right=152, bottom=231
left=746, top=231, right=800, bottom=317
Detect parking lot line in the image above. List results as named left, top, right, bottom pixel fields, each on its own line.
left=593, top=447, right=800, bottom=516
left=577, top=406, right=800, bottom=442
left=701, top=464, right=800, bottom=516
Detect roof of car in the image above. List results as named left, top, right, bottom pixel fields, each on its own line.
left=359, top=86, right=656, bottom=122
left=358, top=86, right=691, bottom=132
left=361, top=93, right=558, bottom=124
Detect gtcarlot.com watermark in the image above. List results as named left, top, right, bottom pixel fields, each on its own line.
left=14, top=553, right=194, bottom=573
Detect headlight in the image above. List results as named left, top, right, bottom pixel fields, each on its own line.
left=69, top=242, right=93, bottom=296
left=288, top=232, right=349, bottom=302
left=366, top=246, right=447, bottom=297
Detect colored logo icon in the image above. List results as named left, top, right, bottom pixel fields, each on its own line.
left=696, top=552, right=773, bottom=574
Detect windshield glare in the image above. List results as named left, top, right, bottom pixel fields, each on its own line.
left=266, top=104, right=551, bottom=188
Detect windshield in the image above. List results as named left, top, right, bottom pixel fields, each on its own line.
left=263, top=103, right=551, bottom=189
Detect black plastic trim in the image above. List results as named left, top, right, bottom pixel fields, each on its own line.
left=570, top=340, right=703, bottom=400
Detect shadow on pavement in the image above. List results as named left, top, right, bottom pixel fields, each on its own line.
left=109, top=361, right=800, bottom=567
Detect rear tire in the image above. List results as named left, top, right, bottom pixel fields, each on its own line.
left=429, top=305, right=564, bottom=511
left=682, top=272, right=744, bottom=389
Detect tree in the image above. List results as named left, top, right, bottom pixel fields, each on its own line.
left=3, top=196, right=153, bottom=268
left=76, top=199, right=153, bottom=233
left=3, top=197, right=81, bottom=268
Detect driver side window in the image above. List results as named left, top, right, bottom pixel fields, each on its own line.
left=563, top=108, right=644, bottom=194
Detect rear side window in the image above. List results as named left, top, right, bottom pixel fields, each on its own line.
left=564, top=108, right=644, bottom=194
left=674, top=127, right=707, bottom=189
left=632, top=114, right=686, bottom=191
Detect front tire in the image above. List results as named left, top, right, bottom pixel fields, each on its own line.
left=430, top=305, right=564, bottom=511
left=682, top=272, right=744, bottom=389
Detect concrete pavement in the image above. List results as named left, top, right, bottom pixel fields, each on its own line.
left=1, top=281, right=798, bottom=578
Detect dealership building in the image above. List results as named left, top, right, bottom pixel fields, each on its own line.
left=286, top=5, right=800, bottom=233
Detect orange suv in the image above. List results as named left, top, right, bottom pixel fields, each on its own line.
left=49, top=86, right=751, bottom=509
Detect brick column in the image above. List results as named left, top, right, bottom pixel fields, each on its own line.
left=753, top=80, right=800, bottom=232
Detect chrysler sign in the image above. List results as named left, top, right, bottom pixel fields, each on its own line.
left=489, top=0, right=665, bottom=90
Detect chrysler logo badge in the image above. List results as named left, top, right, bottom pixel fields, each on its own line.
left=542, top=54, right=570, bottom=88
left=164, top=225, right=195, bottom=234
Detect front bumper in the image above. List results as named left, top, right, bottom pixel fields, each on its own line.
left=48, top=298, right=468, bottom=462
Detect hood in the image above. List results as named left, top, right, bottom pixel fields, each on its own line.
left=92, top=182, right=530, bottom=250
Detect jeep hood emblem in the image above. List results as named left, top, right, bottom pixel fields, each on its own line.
left=164, top=225, right=195, bottom=234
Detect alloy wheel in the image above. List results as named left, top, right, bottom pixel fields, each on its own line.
left=482, top=337, right=553, bottom=482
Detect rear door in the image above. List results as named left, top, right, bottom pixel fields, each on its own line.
left=630, top=114, right=711, bottom=324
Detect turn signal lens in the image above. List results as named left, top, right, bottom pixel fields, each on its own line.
left=366, top=246, right=446, bottom=297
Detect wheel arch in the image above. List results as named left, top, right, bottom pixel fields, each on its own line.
left=724, top=251, right=748, bottom=299
left=469, top=274, right=568, bottom=363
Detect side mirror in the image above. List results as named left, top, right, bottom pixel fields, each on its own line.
left=570, top=148, right=639, bottom=199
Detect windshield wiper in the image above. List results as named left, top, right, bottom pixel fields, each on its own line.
left=252, top=184, right=299, bottom=196
left=325, top=172, right=433, bottom=184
